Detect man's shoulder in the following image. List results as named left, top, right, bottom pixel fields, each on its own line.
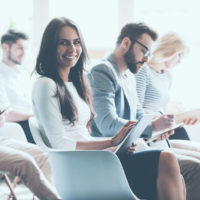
left=91, top=58, right=115, bottom=73
left=89, top=58, right=119, bottom=82
left=0, top=61, right=9, bottom=76
left=17, top=66, right=29, bottom=75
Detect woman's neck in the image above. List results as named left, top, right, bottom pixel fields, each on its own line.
left=148, top=61, right=165, bottom=73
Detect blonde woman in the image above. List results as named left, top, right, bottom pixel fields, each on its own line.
left=136, top=33, right=190, bottom=139
left=135, top=33, right=200, bottom=200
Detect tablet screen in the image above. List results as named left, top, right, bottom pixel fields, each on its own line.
left=115, top=114, right=154, bottom=155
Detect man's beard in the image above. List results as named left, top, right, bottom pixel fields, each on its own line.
left=124, top=46, right=144, bottom=74
left=8, top=50, right=21, bottom=65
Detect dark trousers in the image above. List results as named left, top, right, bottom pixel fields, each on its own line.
left=169, top=127, right=190, bottom=140
left=118, top=150, right=161, bottom=200
left=17, top=120, right=36, bottom=144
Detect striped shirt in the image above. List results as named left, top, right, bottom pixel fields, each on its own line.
left=135, top=65, right=172, bottom=113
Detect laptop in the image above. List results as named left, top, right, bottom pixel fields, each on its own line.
left=115, top=114, right=154, bottom=155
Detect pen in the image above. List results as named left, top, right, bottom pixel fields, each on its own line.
left=0, top=106, right=10, bottom=115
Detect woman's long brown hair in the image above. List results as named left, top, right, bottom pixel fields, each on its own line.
left=35, top=17, right=94, bottom=127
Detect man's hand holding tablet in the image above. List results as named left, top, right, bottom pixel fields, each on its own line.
left=146, top=122, right=184, bottom=143
left=152, top=114, right=175, bottom=132
left=115, top=115, right=154, bottom=155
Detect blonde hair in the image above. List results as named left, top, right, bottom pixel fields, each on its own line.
left=149, top=33, right=189, bottom=65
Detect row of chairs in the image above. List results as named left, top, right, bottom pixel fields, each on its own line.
left=28, top=117, right=140, bottom=200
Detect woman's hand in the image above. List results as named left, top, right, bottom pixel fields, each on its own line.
left=110, top=121, right=136, bottom=147
left=183, top=117, right=198, bottom=126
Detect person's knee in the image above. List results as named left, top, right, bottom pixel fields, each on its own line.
left=17, top=154, right=39, bottom=178
left=160, top=151, right=177, bottom=163
left=179, top=160, right=200, bottom=200
left=179, top=159, right=200, bottom=177
left=159, top=151, right=180, bottom=174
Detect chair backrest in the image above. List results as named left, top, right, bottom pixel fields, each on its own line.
left=48, top=150, right=139, bottom=200
left=29, top=117, right=139, bottom=200
left=28, top=117, right=50, bottom=151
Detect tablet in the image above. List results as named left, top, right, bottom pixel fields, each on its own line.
left=115, top=114, right=154, bottom=155
left=146, top=122, right=184, bottom=143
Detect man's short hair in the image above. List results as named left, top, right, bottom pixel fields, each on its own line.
left=1, top=29, right=28, bottom=46
left=116, top=23, right=158, bottom=46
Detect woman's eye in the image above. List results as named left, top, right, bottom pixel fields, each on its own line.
left=74, top=40, right=81, bottom=45
left=58, top=39, right=81, bottom=46
left=58, top=40, right=70, bottom=46
left=59, top=40, right=67, bottom=45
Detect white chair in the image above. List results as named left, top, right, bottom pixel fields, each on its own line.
left=0, top=122, right=27, bottom=142
left=28, top=117, right=140, bottom=200
left=28, top=117, right=49, bottom=151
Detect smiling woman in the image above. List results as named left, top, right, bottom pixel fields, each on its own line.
left=56, top=26, right=82, bottom=82
left=34, top=17, right=92, bottom=125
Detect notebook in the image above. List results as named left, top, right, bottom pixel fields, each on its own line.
left=115, top=114, right=154, bottom=155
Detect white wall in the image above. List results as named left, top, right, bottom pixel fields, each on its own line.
left=1, top=0, right=200, bottom=115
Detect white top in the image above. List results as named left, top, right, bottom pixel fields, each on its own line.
left=62, top=82, right=92, bottom=141
left=120, top=70, right=139, bottom=120
left=0, top=61, right=32, bottom=114
left=32, top=77, right=105, bottom=150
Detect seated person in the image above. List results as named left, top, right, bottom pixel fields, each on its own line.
left=0, top=29, right=35, bottom=143
left=88, top=23, right=200, bottom=200
left=135, top=33, right=200, bottom=199
left=135, top=32, right=191, bottom=139
left=135, top=33, right=200, bottom=153
left=0, top=111, right=61, bottom=200
left=0, top=113, right=27, bottom=141
left=32, top=17, right=186, bottom=200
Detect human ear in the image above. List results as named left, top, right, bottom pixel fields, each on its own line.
left=121, top=37, right=132, bottom=52
left=1, top=43, right=10, bottom=52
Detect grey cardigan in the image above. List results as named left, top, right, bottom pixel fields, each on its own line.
left=88, top=54, right=152, bottom=138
